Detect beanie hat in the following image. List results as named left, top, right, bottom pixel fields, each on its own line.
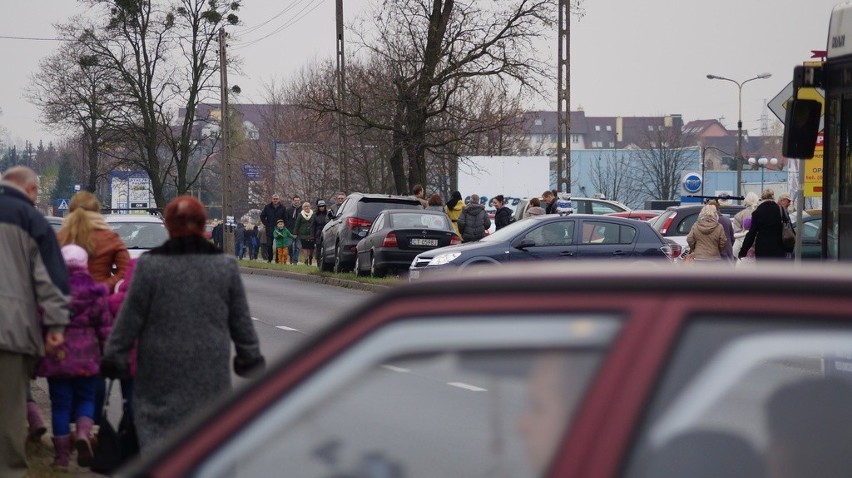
left=61, top=244, right=89, bottom=270
left=317, top=200, right=326, bottom=206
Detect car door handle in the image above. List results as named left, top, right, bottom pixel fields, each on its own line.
left=560, top=251, right=575, bottom=256
left=611, top=251, right=626, bottom=256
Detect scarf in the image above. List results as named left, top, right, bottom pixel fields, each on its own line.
left=300, top=209, right=314, bottom=221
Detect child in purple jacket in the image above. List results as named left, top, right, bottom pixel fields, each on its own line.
left=37, top=244, right=112, bottom=469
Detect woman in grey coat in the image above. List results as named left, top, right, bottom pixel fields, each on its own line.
left=101, top=196, right=265, bottom=449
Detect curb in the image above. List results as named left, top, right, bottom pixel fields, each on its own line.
left=238, top=266, right=392, bottom=293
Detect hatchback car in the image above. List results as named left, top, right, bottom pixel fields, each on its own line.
left=319, top=193, right=422, bottom=273
left=354, top=209, right=459, bottom=277
left=648, top=204, right=744, bottom=254
left=122, top=263, right=852, bottom=478
left=409, top=214, right=675, bottom=281
left=104, top=213, right=168, bottom=258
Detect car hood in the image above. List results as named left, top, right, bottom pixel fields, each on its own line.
left=417, top=240, right=495, bottom=258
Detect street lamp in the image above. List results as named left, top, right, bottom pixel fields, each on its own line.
left=747, top=156, right=778, bottom=193
left=706, top=72, right=772, bottom=199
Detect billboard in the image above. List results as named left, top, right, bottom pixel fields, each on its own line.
left=110, top=171, right=155, bottom=213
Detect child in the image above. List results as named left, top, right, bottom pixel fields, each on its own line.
left=273, top=219, right=294, bottom=264
left=37, top=244, right=112, bottom=469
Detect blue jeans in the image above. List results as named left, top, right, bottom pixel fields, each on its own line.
left=235, top=239, right=244, bottom=259
left=289, top=238, right=302, bottom=264
left=48, top=377, right=98, bottom=436
left=249, top=237, right=259, bottom=259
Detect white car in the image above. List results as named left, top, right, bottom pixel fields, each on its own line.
left=104, top=213, right=168, bottom=259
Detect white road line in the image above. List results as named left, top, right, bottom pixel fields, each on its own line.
left=251, top=317, right=260, bottom=321
left=447, top=382, right=488, bottom=392
left=276, top=326, right=300, bottom=332
left=381, top=365, right=411, bottom=373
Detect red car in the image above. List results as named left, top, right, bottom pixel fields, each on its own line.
left=605, top=210, right=662, bottom=221
left=125, top=264, right=852, bottom=478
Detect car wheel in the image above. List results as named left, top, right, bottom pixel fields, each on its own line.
left=318, top=243, right=333, bottom=272
left=333, top=244, right=349, bottom=274
left=370, top=253, right=386, bottom=278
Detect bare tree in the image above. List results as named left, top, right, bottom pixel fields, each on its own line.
left=588, top=150, right=642, bottom=207
left=630, top=124, right=697, bottom=200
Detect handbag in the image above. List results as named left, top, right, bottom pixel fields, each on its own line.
left=91, top=380, right=140, bottom=474
left=780, top=205, right=796, bottom=251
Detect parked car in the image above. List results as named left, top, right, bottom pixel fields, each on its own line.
left=319, top=193, right=422, bottom=273
left=648, top=203, right=744, bottom=255
left=104, top=213, right=168, bottom=259
left=512, top=196, right=630, bottom=222
left=45, top=215, right=64, bottom=232
left=792, top=212, right=824, bottom=259
left=605, top=210, right=662, bottom=221
left=354, top=209, right=460, bottom=277
left=409, top=214, right=675, bottom=281
left=122, top=263, right=852, bottom=478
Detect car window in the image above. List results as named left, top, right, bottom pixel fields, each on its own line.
left=648, top=211, right=673, bottom=231
left=675, top=213, right=697, bottom=235
left=194, top=315, right=621, bottom=478
left=390, top=213, right=451, bottom=230
left=109, top=221, right=168, bottom=248
left=802, top=218, right=821, bottom=240
left=523, top=221, right=575, bottom=246
left=580, top=221, right=625, bottom=245
left=368, top=214, right=385, bottom=234
left=591, top=201, right=624, bottom=215
left=623, top=316, right=852, bottom=478
left=356, top=200, right=420, bottom=220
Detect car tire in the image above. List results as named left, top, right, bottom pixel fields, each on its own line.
left=354, top=255, right=363, bottom=277
left=333, top=244, right=350, bottom=274
left=370, top=253, right=386, bottom=278
left=318, top=243, right=333, bottom=272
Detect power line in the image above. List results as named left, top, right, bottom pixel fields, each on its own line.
left=232, top=0, right=324, bottom=50
left=0, top=34, right=66, bottom=42
left=235, top=0, right=306, bottom=36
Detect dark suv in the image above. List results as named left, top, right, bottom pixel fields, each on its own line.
left=319, top=193, right=421, bottom=272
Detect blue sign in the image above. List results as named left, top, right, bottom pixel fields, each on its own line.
left=683, top=173, right=702, bottom=194
left=57, top=199, right=70, bottom=210
left=242, top=164, right=261, bottom=179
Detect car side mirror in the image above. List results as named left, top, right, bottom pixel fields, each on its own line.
left=515, top=238, right=536, bottom=249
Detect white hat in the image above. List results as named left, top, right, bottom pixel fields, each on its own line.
left=61, top=244, right=88, bottom=270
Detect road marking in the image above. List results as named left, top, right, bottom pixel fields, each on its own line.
left=276, top=326, right=300, bottom=332
left=381, top=365, right=411, bottom=373
left=251, top=317, right=260, bottom=321
left=447, top=382, right=488, bottom=392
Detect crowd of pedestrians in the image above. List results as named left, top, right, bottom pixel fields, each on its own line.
left=0, top=166, right=265, bottom=476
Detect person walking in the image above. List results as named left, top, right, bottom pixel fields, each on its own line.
left=234, top=221, right=245, bottom=259
left=260, top=194, right=287, bottom=262
left=245, top=224, right=259, bottom=260
left=212, top=220, right=223, bottom=249
left=492, top=194, right=514, bottom=230
left=100, top=196, right=265, bottom=450
left=285, top=195, right=302, bottom=264
left=446, top=191, right=464, bottom=236
left=312, top=200, right=329, bottom=265
left=0, top=166, right=69, bottom=478
left=37, top=244, right=113, bottom=469
left=329, top=191, right=346, bottom=218
left=524, top=197, right=546, bottom=218
left=732, top=192, right=759, bottom=258
left=258, top=224, right=268, bottom=261
left=738, top=188, right=788, bottom=261
left=426, top=192, right=445, bottom=213
left=458, top=194, right=491, bottom=242
left=294, top=201, right=315, bottom=265
left=58, top=190, right=130, bottom=292
left=273, top=219, right=295, bottom=264
left=686, top=204, right=727, bottom=262
left=707, top=200, right=735, bottom=263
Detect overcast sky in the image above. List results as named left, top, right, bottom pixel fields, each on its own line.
left=0, top=0, right=841, bottom=148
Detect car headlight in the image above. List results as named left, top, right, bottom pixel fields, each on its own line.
left=428, top=252, right=461, bottom=266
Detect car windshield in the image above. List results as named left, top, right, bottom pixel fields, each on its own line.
left=356, top=200, right=420, bottom=220
left=109, top=221, right=168, bottom=249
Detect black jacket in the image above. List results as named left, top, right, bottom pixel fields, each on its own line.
left=494, top=206, right=513, bottom=230
left=260, top=202, right=287, bottom=235
left=739, top=200, right=787, bottom=259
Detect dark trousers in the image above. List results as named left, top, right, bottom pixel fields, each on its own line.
left=265, top=233, right=275, bottom=262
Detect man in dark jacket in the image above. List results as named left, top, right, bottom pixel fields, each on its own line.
left=738, top=189, right=788, bottom=260
left=260, top=194, right=287, bottom=262
left=285, top=195, right=301, bottom=264
left=0, top=166, right=69, bottom=477
left=542, top=190, right=558, bottom=214
left=458, top=194, right=492, bottom=242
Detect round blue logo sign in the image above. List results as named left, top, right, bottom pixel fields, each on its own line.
left=683, top=173, right=702, bottom=194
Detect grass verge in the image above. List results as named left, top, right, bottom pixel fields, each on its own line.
left=237, top=259, right=404, bottom=287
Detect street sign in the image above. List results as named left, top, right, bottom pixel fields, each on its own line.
left=680, top=172, right=703, bottom=203
left=242, top=164, right=261, bottom=179
left=131, top=202, right=148, bottom=208
left=57, top=199, right=70, bottom=210
left=769, top=82, right=825, bottom=131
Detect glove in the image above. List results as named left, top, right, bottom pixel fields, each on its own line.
left=234, top=355, right=266, bottom=378
left=100, top=357, right=131, bottom=380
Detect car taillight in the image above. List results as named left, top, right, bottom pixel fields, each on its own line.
left=450, top=234, right=461, bottom=246
left=660, top=212, right=678, bottom=235
left=382, top=233, right=398, bottom=248
left=661, top=243, right=682, bottom=261
left=346, top=217, right=372, bottom=229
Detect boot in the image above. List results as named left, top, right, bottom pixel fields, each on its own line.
left=51, top=435, right=71, bottom=469
left=74, top=416, right=95, bottom=467
left=26, top=400, right=47, bottom=443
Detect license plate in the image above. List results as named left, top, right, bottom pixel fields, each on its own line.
left=410, top=238, right=438, bottom=247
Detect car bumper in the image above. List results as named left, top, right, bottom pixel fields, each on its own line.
left=408, top=263, right=460, bottom=282
left=373, top=249, right=423, bottom=270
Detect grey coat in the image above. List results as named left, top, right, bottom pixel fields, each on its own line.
left=102, top=236, right=263, bottom=449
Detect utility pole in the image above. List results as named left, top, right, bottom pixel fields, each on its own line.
left=335, top=0, right=348, bottom=192
left=556, top=0, right=571, bottom=193
left=219, top=27, right=234, bottom=257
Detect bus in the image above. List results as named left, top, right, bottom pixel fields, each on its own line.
left=783, top=2, right=852, bottom=260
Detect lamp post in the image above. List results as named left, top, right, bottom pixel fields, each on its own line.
left=748, top=156, right=778, bottom=193
left=706, top=72, right=772, bottom=199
